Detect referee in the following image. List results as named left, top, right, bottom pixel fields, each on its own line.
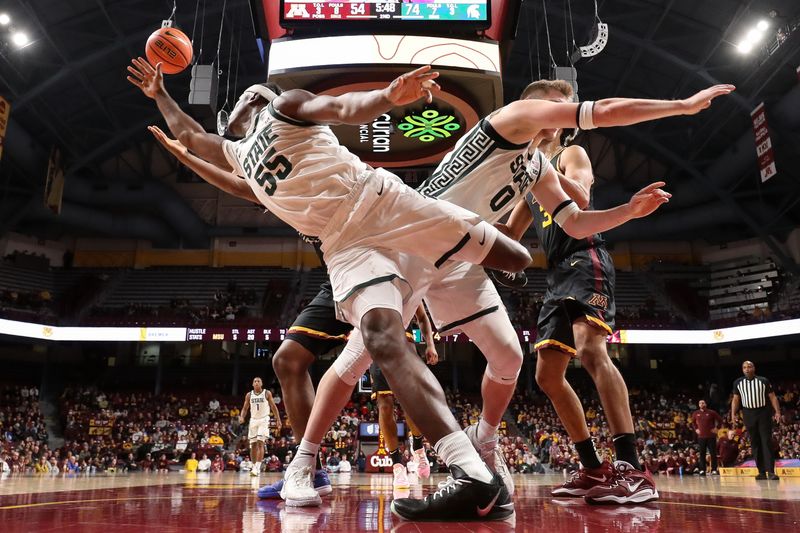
left=730, top=360, right=781, bottom=480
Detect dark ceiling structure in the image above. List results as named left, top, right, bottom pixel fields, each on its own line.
left=0, top=0, right=799, bottom=269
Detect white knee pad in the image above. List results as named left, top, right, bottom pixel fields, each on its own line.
left=462, top=312, right=523, bottom=384
left=332, top=330, right=373, bottom=386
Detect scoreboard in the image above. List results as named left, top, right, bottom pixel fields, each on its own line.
left=184, top=327, right=287, bottom=342
left=281, top=1, right=490, bottom=26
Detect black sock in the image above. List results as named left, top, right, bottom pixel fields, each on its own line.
left=613, top=433, right=642, bottom=470
left=574, top=438, right=602, bottom=469
left=390, top=448, right=403, bottom=465
left=412, top=435, right=423, bottom=451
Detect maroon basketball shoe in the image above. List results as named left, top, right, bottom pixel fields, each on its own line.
left=551, top=460, right=615, bottom=497
left=583, top=461, right=659, bottom=504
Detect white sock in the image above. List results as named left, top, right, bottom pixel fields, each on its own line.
left=253, top=461, right=261, bottom=470
left=292, top=439, right=320, bottom=471
left=477, top=417, right=499, bottom=444
left=435, top=431, right=493, bottom=483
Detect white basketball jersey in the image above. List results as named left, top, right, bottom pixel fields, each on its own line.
left=417, top=119, right=552, bottom=224
left=249, top=390, right=269, bottom=421
left=223, top=103, right=368, bottom=237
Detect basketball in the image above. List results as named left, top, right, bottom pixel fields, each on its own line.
left=145, top=27, right=192, bottom=75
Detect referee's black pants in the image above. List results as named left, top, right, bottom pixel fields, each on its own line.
left=697, top=436, right=717, bottom=472
left=743, top=407, right=775, bottom=474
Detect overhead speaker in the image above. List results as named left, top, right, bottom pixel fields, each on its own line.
left=188, top=64, right=219, bottom=117
left=552, top=66, right=579, bottom=102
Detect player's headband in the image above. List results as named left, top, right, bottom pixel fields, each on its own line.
left=243, top=84, right=278, bottom=102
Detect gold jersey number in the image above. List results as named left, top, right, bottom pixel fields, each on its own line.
left=539, top=205, right=553, bottom=229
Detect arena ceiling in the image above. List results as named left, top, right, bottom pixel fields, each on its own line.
left=0, top=0, right=799, bottom=268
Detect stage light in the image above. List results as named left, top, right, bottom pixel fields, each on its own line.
left=11, top=31, right=29, bottom=47
left=737, top=40, right=753, bottom=53
left=757, top=20, right=769, bottom=31
left=746, top=29, right=763, bottom=43
left=0, top=13, right=10, bottom=25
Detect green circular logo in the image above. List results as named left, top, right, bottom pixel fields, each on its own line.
left=397, top=109, right=461, bottom=143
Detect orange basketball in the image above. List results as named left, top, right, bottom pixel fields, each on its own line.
left=145, top=27, right=193, bottom=75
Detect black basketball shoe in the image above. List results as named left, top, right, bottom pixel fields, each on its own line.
left=390, top=465, right=514, bottom=522
left=487, top=269, right=528, bottom=288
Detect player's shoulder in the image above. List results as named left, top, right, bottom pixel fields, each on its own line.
left=561, top=144, right=589, bottom=159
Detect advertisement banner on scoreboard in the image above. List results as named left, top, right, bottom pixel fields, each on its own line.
left=751, top=102, right=776, bottom=182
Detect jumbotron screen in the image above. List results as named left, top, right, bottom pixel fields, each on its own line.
left=280, top=1, right=490, bottom=26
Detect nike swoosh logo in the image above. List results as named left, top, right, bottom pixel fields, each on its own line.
left=586, top=474, right=607, bottom=482
left=570, top=260, right=580, bottom=267
left=476, top=489, right=501, bottom=517
left=479, top=229, right=486, bottom=246
left=377, top=181, right=384, bottom=196
left=626, top=479, right=644, bottom=492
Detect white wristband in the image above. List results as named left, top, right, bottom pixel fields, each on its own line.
left=553, top=200, right=581, bottom=227
left=577, top=101, right=597, bottom=130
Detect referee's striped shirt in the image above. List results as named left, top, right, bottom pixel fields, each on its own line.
left=733, top=376, right=773, bottom=409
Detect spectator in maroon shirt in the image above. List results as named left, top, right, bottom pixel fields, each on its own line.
left=157, top=454, right=169, bottom=472
left=717, top=430, right=740, bottom=467
left=211, top=455, right=224, bottom=472
left=691, top=400, right=724, bottom=474
left=141, top=453, right=153, bottom=472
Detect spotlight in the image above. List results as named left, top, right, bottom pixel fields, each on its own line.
left=737, top=40, right=753, bottom=53
left=756, top=20, right=769, bottom=31
left=746, top=29, right=763, bottom=43
left=11, top=31, right=29, bottom=48
left=0, top=13, right=10, bottom=25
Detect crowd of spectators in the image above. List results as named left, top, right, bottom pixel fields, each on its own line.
left=0, top=289, right=55, bottom=321
left=3, top=378, right=799, bottom=476
left=510, top=379, right=800, bottom=476
left=0, top=385, right=49, bottom=473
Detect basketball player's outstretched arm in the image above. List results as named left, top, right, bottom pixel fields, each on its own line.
left=488, top=84, right=735, bottom=145
left=267, top=391, right=282, bottom=431
left=272, top=66, right=441, bottom=126
left=500, top=145, right=668, bottom=240
left=148, top=126, right=258, bottom=203
left=127, top=58, right=231, bottom=170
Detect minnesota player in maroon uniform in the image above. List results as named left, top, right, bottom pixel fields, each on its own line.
left=501, top=80, right=658, bottom=504
left=691, top=400, right=724, bottom=475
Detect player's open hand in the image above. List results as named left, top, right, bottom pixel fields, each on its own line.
left=682, top=84, right=735, bottom=115
left=127, top=57, right=166, bottom=99
left=148, top=125, right=188, bottom=158
left=385, top=65, right=441, bottom=106
left=628, top=181, right=671, bottom=218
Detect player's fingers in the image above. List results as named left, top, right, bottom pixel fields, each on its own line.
left=126, top=76, right=143, bottom=88
left=639, top=181, right=666, bottom=194
left=155, top=63, right=163, bottom=76
left=134, top=57, right=153, bottom=74
left=417, top=71, right=440, bottom=82
left=424, top=89, right=433, bottom=103
left=405, top=65, right=432, bottom=78
left=127, top=65, right=146, bottom=80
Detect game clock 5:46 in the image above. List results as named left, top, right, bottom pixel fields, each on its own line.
left=280, top=1, right=491, bottom=28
